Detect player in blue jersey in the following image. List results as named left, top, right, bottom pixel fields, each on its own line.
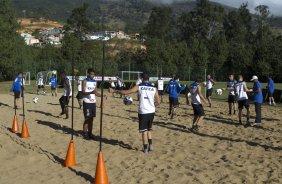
left=111, top=72, right=160, bottom=154
left=226, top=75, right=237, bottom=115
left=50, top=74, right=57, bottom=97
left=166, top=76, right=186, bottom=119
left=10, top=72, right=24, bottom=109
left=267, top=76, right=275, bottom=105
left=251, top=76, right=263, bottom=126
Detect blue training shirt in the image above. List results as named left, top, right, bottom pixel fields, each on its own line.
left=268, top=79, right=274, bottom=93
left=253, top=81, right=263, bottom=103
left=50, top=77, right=57, bottom=87
left=166, top=80, right=186, bottom=98
left=11, top=77, right=22, bottom=92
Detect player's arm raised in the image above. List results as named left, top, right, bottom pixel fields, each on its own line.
left=114, top=85, right=139, bottom=95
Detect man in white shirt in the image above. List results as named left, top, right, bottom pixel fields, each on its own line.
left=111, top=73, right=160, bottom=154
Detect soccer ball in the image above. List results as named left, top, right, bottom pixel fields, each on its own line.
left=123, top=96, right=133, bottom=105
left=187, top=92, right=191, bottom=97
left=203, top=82, right=207, bottom=86
left=33, top=97, right=39, bottom=103
left=216, top=89, right=223, bottom=95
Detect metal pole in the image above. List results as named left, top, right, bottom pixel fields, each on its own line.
left=204, top=68, right=207, bottom=98
left=129, top=63, right=131, bottom=81
left=22, top=62, right=25, bottom=120
left=71, top=58, right=74, bottom=140
left=99, top=41, right=105, bottom=151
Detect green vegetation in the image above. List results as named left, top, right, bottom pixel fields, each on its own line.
left=1, top=0, right=282, bottom=85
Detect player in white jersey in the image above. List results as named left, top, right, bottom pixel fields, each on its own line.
left=37, top=75, right=45, bottom=95
left=235, top=75, right=253, bottom=126
left=206, top=74, right=215, bottom=107
left=109, top=78, right=116, bottom=97
left=82, top=69, right=106, bottom=140
left=188, top=78, right=208, bottom=131
left=157, top=77, right=164, bottom=103
left=111, top=73, right=160, bottom=154
left=59, top=71, right=72, bottom=119
left=75, top=76, right=83, bottom=109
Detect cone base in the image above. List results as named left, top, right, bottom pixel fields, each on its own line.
left=21, top=120, right=30, bottom=138
left=12, top=115, right=19, bottom=133
left=94, top=151, right=109, bottom=184
left=64, top=140, right=76, bottom=167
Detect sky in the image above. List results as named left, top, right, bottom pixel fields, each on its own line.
left=149, top=0, right=282, bottom=16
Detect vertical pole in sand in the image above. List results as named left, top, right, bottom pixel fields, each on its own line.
left=71, top=58, right=75, bottom=140
left=99, top=41, right=105, bottom=152
left=204, top=68, right=207, bottom=98
left=21, top=61, right=25, bottom=120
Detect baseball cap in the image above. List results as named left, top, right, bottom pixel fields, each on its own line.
left=250, top=76, right=258, bottom=81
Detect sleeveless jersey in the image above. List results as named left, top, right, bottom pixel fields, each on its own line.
left=38, top=77, right=44, bottom=86
left=77, top=80, right=82, bottom=91
left=190, top=82, right=201, bottom=105
left=83, top=78, right=97, bottom=103
left=157, top=79, right=164, bottom=90
left=236, top=81, right=248, bottom=100
left=227, top=80, right=236, bottom=95
left=63, top=77, right=72, bottom=97
left=207, top=79, right=213, bottom=89
left=138, top=82, right=156, bottom=114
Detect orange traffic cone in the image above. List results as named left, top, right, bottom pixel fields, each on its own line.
left=94, top=151, right=109, bottom=184
left=12, top=115, right=19, bottom=133
left=64, top=140, right=76, bottom=167
left=21, top=119, right=30, bottom=138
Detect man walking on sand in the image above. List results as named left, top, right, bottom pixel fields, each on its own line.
left=111, top=72, right=160, bottom=154
left=188, top=79, right=208, bottom=131
left=250, top=76, right=263, bottom=126
left=59, top=71, right=72, bottom=119
left=235, top=75, right=253, bottom=126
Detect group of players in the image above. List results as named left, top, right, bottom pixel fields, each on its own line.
left=10, top=70, right=277, bottom=154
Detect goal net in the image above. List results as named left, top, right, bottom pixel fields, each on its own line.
left=120, top=71, right=143, bottom=81
left=36, top=70, right=57, bottom=86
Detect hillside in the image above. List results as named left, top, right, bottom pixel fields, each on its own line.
left=11, top=0, right=282, bottom=33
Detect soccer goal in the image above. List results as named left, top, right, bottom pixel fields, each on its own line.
left=24, top=72, right=30, bottom=85
left=120, top=71, right=143, bottom=81
left=36, top=70, right=57, bottom=86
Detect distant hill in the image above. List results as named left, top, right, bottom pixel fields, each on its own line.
left=11, top=0, right=282, bottom=33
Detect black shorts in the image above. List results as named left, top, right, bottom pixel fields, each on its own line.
left=206, top=88, right=213, bottom=97
left=38, top=85, right=44, bottom=89
left=158, top=90, right=164, bottom=95
left=14, top=90, right=21, bottom=99
left=192, top=104, right=205, bottom=116
left=83, top=102, right=96, bottom=119
left=76, top=91, right=83, bottom=100
left=169, top=97, right=179, bottom=107
left=238, top=99, right=250, bottom=109
left=51, top=86, right=56, bottom=90
left=228, top=95, right=237, bottom=103
left=138, top=113, right=154, bottom=132
left=268, top=91, right=274, bottom=97
left=63, top=96, right=70, bottom=106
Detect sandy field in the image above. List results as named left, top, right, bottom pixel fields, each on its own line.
left=0, top=91, right=282, bottom=184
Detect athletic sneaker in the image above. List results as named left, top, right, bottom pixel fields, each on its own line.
left=149, top=144, right=154, bottom=151
left=83, top=133, right=90, bottom=140
left=269, top=102, right=272, bottom=105
left=251, top=122, right=261, bottom=127
left=244, top=121, right=251, bottom=128
left=273, top=102, right=276, bottom=106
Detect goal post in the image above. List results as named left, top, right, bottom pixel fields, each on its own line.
left=121, top=71, right=143, bottom=81
left=24, top=72, right=30, bottom=85
left=36, top=70, right=57, bottom=86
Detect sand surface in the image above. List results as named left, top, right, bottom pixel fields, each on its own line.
left=0, top=92, right=282, bottom=184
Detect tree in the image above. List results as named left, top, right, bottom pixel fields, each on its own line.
left=0, top=0, right=26, bottom=80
